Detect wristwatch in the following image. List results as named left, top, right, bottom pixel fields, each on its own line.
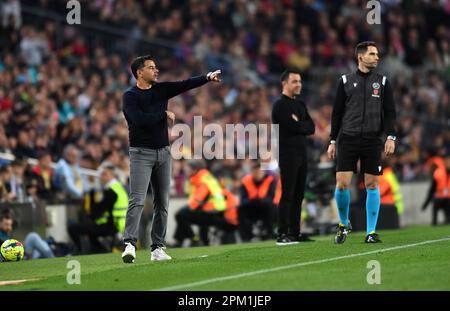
left=387, top=135, right=396, bottom=141
left=330, top=140, right=336, bottom=145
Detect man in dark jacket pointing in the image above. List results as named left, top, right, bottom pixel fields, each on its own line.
left=121, top=55, right=221, bottom=263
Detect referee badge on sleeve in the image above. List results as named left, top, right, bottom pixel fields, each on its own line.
left=372, top=82, right=380, bottom=98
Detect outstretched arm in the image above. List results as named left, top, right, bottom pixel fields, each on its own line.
left=161, top=70, right=222, bottom=99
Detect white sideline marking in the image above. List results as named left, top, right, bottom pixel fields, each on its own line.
left=0, top=279, right=40, bottom=286
left=152, top=237, right=450, bottom=291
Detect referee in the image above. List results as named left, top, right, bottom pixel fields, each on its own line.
left=272, top=69, right=315, bottom=245
left=121, top=55, right=221, bottom=263
left=327, top=41, right=396, bottom=244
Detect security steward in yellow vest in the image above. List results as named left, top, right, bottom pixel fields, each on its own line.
left=174, top=160, right=235, bottom=246
left=379, top=166, right=404, bottom=225
left=68, top=165, right=128, bottom=254
left=238, top=162, right=276, bottom=241
left=422, top=154, right=450, bottom=225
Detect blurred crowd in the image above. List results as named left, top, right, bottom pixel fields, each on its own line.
left=0, top=0, right=449, bottom=209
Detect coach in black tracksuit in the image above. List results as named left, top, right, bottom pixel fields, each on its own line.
left=272, top=69, right=315, bottom=245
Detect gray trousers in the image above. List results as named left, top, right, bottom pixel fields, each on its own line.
left=123, top=146, right=172, bottom=249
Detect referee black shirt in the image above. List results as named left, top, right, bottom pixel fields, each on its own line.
left=330, top=69, right=396, bottom=140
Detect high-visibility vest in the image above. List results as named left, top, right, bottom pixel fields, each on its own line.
left=379, top=175, right=395, bottom=205
left=223, top=188, right=239, bottom=226
left=434, top=168, right=450, bottom=199
left=241, top=174, right=275, bottom=200
left=96, top=180, right=129, bottom=233
left=273, top=178, right=281, bottom=205
left=425, top=156, right=445, bottom=173
left=379, top=167, right=404, bottom=215
left=188, top=169, right=226, bottom=212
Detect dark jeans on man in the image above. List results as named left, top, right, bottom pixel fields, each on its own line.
left=123, top=146, right=171, bottom=250
left=238, top=200, right=275, bottom=241
left=278, top=153, right=307, bottom=237
left=432, top=199, right=450, bottom=225
left=68, top=221, right=115, bottom=253
left=174, top=206, right=236, bottom=245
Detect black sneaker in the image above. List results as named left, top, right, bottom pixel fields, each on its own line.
left=365, top=232, right=382, bottom=243
left=276, top=234, right=299, bottom=246
left=334, top=223, right=350, bottom=244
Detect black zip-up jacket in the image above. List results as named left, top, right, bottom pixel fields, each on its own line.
left=272, top=94, right=315, bottom=155
left=122, top=76, right=209, bottom=149
left=330, top=69, right=396, bottom=140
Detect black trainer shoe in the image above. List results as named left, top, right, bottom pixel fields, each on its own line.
left=365, top=232, right=382, bottom=243
left=276, top=234, right=299, bottom=246
left=334, top=223, right=350, bottom=244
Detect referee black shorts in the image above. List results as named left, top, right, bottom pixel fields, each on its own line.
left=336, top=134, right=383, bottom=176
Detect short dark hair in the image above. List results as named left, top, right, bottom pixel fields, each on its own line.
left=280, top=68, right=301, bottom=83
left=251, top=160, right=261, bottom=170
left=36, top=150, right=51, bottom=159
left=130, top=55, right=154, bottom=79
left=10, top=159, right=25, bottom=167
left=355, top=41, right=378, bottom=61
left=0, top=211, right=12, bottom=222
left=0, top=165, right=9, bottom=174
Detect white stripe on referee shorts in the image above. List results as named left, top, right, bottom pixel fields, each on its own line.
left=152, top=237, right=450, bottom=291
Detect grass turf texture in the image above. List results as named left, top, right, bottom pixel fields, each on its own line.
left=0, top=225, right=449, bottom=291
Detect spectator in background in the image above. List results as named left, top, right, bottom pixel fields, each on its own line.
left=173, top=160, right=231, bottom=247
left=14, top=129, right=36, bottom=159
left=99, top=150, right=128, bottom=186
left=54, top=144, right=88, bottom=199
left=20, top=26, right=48, bottom=67
left=9, top=158, right=28, bottom=203
left=0, top=165, right=14, bottom=202
left=1, top=0, right=21, bottom=30
left=0, top=210, right=54, bottom=260
left=68, top=165, right=128, bottom=254
left=378, top=158, right=404, bottom=228
left=218, top=174, right=239, bottom=244
left=30, top=151, right=54, bottom=201
left=238, top=162, right=276, bottom=242
left=79, top=154, right=99, bottom=191
left=422, top=154, right=450, bottom=225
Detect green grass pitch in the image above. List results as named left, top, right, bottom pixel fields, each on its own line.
left=1, top=225, right=449, bottom=291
